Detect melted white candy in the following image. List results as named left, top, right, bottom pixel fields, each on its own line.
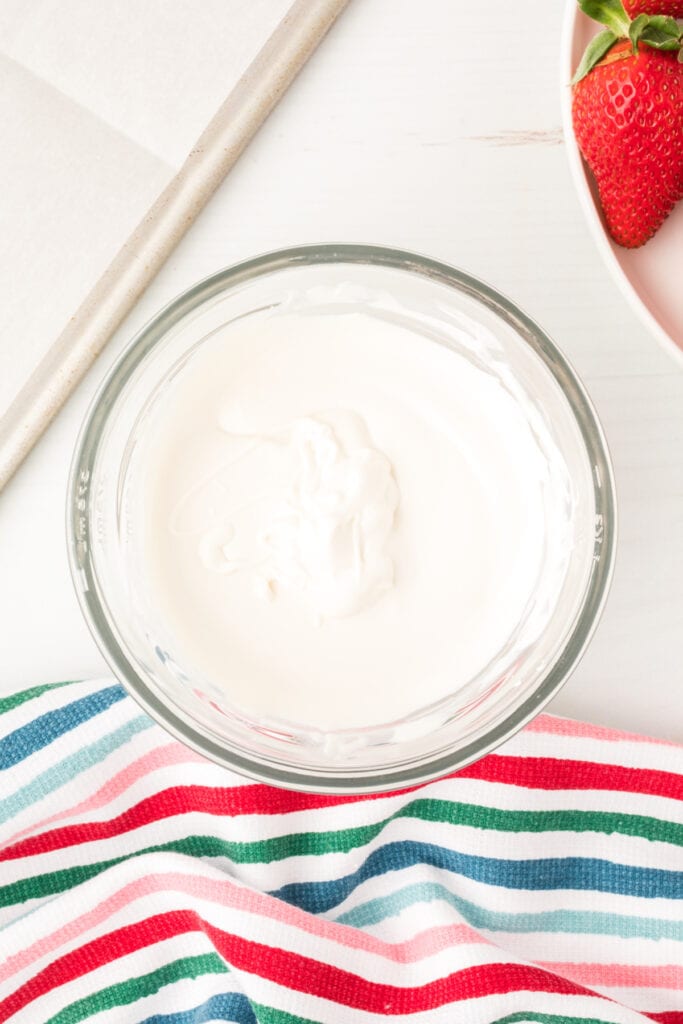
left=140, top=310, right=575, bottom=730
left=171, top=412, right=399, bottom=622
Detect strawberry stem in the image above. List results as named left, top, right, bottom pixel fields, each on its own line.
left=574, top=0, right=683, bottom=82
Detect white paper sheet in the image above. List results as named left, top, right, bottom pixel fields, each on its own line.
left=0, top=0, right=294, bottom=419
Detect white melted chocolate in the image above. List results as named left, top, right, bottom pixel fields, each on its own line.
left=140, top=310, right=574, bottom=730
left=170, top=411, right=399, bottom=623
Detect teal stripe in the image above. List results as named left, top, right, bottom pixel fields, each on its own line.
left=0, top=680, right=77, bottom=717
left=336, top=881, right=683, bottom=942
left=0, top=714, right=153, bottom=825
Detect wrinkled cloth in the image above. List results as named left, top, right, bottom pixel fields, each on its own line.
left=0, top=678, right=681, bottom=1023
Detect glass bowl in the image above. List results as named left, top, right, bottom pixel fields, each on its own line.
left=68, top=244, right=616, bottom=793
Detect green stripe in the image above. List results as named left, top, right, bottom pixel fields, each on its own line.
left=399, top=798, right=683, bottom=847
left=492, top=1015, right=617, bottom=1024
left=0, top=836, right=248, bottom=906
left=45, top=952, right=227, bottom=1024
left=250, top=1008, right=615, bottom=1024
left=208, top=797, right=683, bottom=862
left=160, top=799, right=683, bottom=859
left=207, top=799, right=683, bottom=861
left=253, top=1007, right=320, bottom=1024
left=0, top=680, right=77, bottom=717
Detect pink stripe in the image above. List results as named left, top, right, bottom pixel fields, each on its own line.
left=1, top=742, right=203, bottom=850
left=391, top=922, right=487, bottom=962
left=0, top=867, right=487, bottom=985
left=541, top=961, right=683, bottom=989
left=527, top=714, right=678, bottom=748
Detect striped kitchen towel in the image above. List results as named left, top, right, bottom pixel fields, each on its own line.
left=0, top=678, right=681, bottom=1023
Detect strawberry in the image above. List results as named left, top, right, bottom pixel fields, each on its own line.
left=624, top=0, right=683, bottom=17
left=571, top=0, right=683, bottom=247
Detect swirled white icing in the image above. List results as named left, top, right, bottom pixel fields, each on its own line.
left=172, top=412, right=398, bottom=622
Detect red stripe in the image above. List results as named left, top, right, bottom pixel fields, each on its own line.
left=3, top=754, right=681, bottom=864
left=457, top=755, right=683, bottom=801
left=0, top=786, right=227, bottom=862
left=646, top=1015, right=683, bottom=1024
left=0, top=909, right=609, bottom=1020
left=0, top=783, right=405, bottom=862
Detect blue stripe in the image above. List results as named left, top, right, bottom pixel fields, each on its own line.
left=270, top=840, right=683, bottom=914
left=336, top=880, right=683, bottom=942
left=0, top=684, right=126, bottom=770
left=0, top=715, right=153, bottom=825
left=0, top=679, right=76, bottom=716
left=138, top=992, right=256, bottom=1024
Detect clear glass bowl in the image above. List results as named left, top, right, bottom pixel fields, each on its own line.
left=68, top=245, right=616, bottom=793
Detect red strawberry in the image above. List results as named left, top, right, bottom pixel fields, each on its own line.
left=572, top=1, right=683, bottom=248
left=624, top=0, right=683, bottom=16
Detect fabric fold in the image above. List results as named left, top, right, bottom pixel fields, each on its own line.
left=0, top=678, right=681, bottom=1023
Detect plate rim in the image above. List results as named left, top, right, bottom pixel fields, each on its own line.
left=560, top=1, right=683, bottom=369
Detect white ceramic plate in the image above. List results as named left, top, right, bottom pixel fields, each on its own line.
left=561, top=3, right=683, bottom=366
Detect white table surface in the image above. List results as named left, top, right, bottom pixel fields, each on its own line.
left=1, top=0, right=682, bottom=743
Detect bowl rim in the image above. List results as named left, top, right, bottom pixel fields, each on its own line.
left=67, top=243, right=618, bottom=793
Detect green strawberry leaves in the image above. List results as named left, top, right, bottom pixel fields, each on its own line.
left=573, top=0, right=683, bottom=80
left=579, top=0, right=631, bottom=36
left=572, top=29, right=620, bottom=83
left=629, top=14, right=683, bottom=50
